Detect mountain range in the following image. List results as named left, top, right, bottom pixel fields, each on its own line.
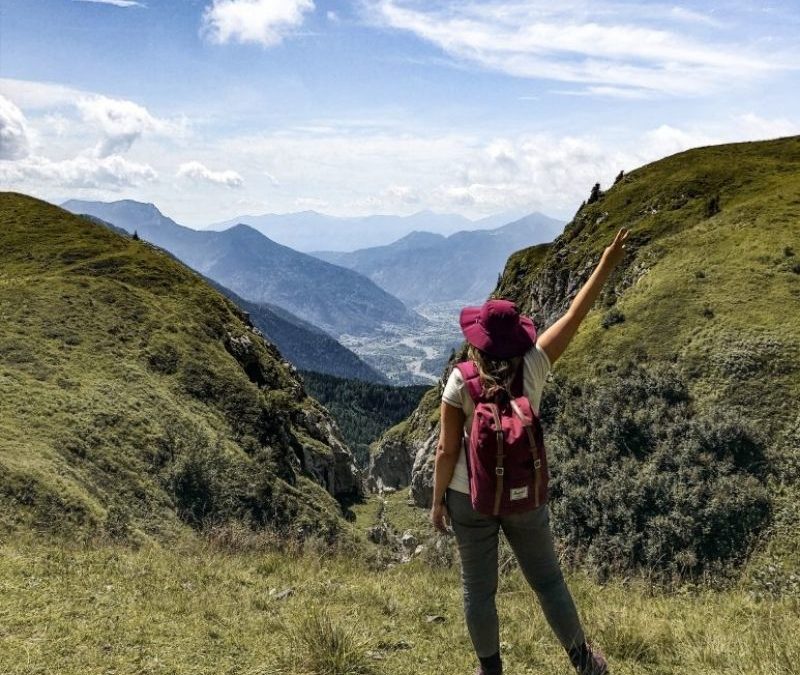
left=205, top=207, right=533, bottom=252
left=61, top=199, right=424, bottom=339
left=313, top=212, right=565, bottom=306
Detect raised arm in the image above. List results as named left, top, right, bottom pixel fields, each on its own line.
left=537, top=227, right=630, bottom=366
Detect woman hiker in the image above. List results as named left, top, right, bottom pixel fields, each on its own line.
left=430, top=227, right=630, bottom=675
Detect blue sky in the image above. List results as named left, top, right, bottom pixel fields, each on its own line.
left=1, top=0, right=799, bottom=226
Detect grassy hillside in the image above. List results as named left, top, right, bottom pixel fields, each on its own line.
left=370, top=137, right=800, bottom=580
left=0, top=192, right=360, bottom=543
left=498, top=137, right=800, bottom=423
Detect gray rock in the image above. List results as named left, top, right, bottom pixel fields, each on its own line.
left=400, top=531, right=418, bottom=549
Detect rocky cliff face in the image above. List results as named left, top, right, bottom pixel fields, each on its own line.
left=367, top=388, right=441, bottom=493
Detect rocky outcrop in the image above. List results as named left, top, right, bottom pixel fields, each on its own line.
left=367, top=388, right=441, bottom=494
left=224, top=313, right=363, bottom=502
left=295, top=402, right=363, bottom=499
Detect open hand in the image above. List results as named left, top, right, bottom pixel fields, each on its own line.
left=602, top=227, right=630, bottom=268
left=430, top=502, right=451, bottom=533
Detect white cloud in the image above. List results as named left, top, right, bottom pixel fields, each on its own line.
left=177, top=161, right=244, bottom=188
left=76, top=95, right=177, bottom=157
left=0, top=95, right=30, bottom=160
left=0, top=153, right=157, bottom=190
left=365, top=0, right=791, bottom=97
left=202, top=0, right=315, bottom=47
left=735, top=113, right=800, bottom=139
left=0, top=78, right=87, bottom=109
left=73, top=0, right=145, bottom=7
left=0, top=79, right=185, bottom=157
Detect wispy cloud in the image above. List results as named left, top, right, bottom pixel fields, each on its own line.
left=0, top=152, right=158, bottom=190
left=202, top=0, right=315, bottom=47
left=177, top=161, right=244, bottom=188
left=73, top=0, right=146, bottom=8
left=364, top=0, right=792, bottom=97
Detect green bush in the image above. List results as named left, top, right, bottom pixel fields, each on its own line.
left=540, top=361, right=771, bottom=580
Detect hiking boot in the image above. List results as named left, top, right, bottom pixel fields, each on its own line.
left=474, top=651, right=502, bottom=675
left=568, top=641, right=608, bottom=675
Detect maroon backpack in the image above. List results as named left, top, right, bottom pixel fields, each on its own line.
left=455, top=360, right=548, bottom=516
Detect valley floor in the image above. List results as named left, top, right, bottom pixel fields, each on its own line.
left=2, top=497, right=798, bottom=675
left=340, top=302, right=465, bottom=385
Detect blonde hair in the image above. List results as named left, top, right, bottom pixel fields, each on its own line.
left=467, top=344, right=523, bottom=399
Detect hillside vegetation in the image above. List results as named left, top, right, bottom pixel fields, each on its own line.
left=0, top=192, right=360, bottom=543
left=371, top=136, right=800, bottom=581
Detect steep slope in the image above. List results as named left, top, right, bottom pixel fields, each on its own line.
left=313, top=213, right=565, bottom=306
left=370, top=136, right=800, bottom=577
left=0, top=192, right=361, bottom=542
left=61, top=199, right=425, bottom=338
left=205, top=280, right=387, bottom=383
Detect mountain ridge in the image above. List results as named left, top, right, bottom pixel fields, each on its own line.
left=313, top=212, right=565, bottom=306
left=61, top=198, right=425, bottom=340
left=205, top=207, right=533, bottom=252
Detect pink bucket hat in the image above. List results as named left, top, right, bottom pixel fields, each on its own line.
left=459, top=298, right=538, bottom=359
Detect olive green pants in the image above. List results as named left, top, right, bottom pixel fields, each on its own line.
left=445, top=487, right=586, bottom=658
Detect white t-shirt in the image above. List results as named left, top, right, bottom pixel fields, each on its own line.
left=441, top=342, right=552, bottom=494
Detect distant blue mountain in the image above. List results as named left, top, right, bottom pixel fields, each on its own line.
left=205, top=280, right=388, bottom=383
left=312, top=212, right=565, bottom=306
left=62, top=199, right=425, bottom=338
left=205, top=208, right=532, bottom=252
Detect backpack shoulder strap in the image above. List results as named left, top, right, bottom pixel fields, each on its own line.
left=454, top=361, right=483, bottom=403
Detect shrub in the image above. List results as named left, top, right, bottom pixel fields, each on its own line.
left=601, top=308, right=625, bottom=329
left=540, top=361, right=770, bottom=580
left=277, top=610, right=376, bottom=675
left=146, top=339, right=180, bottom=374
left=103, top=503, right=132, bottom=540
left=165, top=435, right=241, bottom=526
left=587, top=182, right=603, bottom=205
left=705, top=194, right=721, bottom=217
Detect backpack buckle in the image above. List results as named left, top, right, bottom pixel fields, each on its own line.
left=534, top=459, right=542, bottom=469
left=495, top=467, right=505, bottom=476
